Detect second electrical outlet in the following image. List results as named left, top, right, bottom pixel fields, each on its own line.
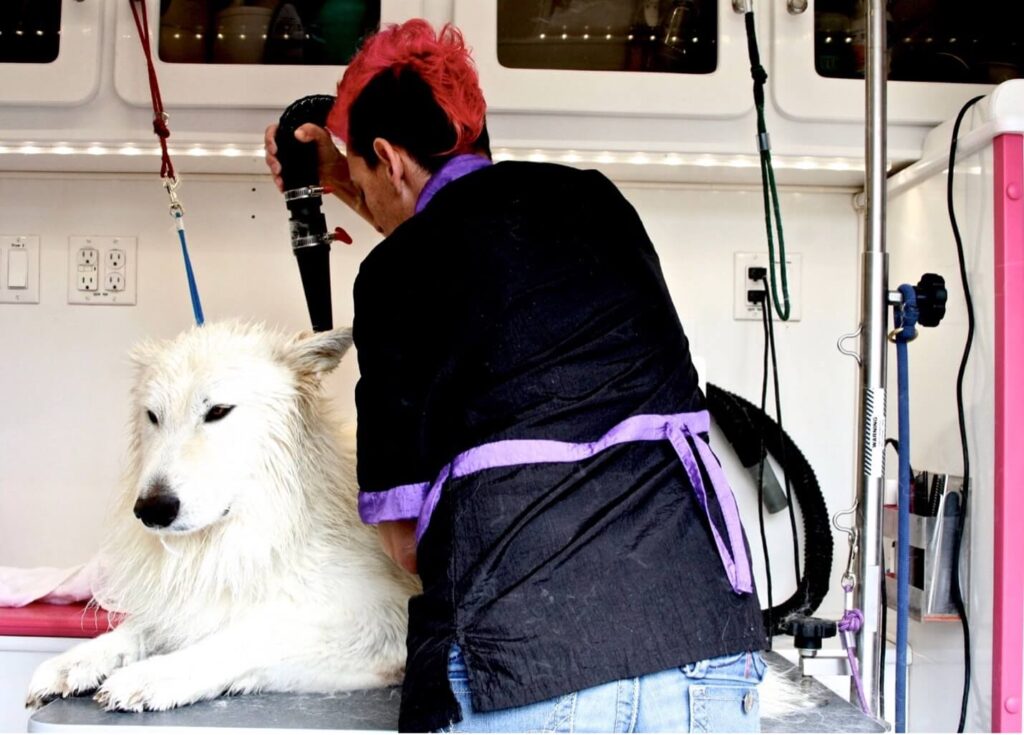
left=68, top=236, right=138, bottom=305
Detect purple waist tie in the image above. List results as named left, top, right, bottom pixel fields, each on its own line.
left=358, top=411, right=753, bottom=595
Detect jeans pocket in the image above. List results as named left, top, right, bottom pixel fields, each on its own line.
left=688, top=682, right=760, bottom=733
left=683, top=651, right=767, bottom=684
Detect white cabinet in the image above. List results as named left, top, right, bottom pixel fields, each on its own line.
left=0, top=0, right=102, bottom=106
left=114, top=0, right=431, bottom=108
left=454, top=0, right=752, bottom=118
left=770, top=0, right=1022, bottom=124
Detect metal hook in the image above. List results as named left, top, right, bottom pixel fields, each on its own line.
left=162, top=176, right=184, bottom=217
left=837, top=325, right=863, bottom=366
left=833, top=503, right=860, bottom=589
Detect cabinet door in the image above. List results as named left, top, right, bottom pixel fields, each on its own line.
left=455, top=0, right=752, bottom=118
left=114, top=0, right=428, bottom=108
left=0, top=0, right=102, bottom=105
left=773, top=0, right=1023, bottom=124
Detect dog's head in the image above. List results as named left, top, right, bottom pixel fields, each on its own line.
left=126, top=321, right=352, bottom=535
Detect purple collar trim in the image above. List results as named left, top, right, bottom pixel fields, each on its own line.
left=415, top=154, right=492, bottom=215
left=357, top=411, right=754, bottom=596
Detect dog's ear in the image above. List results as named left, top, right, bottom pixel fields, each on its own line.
left=284, top=327, right=353, bottom=377
left=128, top=339, right=161, bottom=368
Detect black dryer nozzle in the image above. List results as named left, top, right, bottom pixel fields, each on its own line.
left=276, top=94, right=337, bottom=333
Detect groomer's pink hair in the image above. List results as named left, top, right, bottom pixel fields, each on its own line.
left=327, top=19, right=486, bottom=155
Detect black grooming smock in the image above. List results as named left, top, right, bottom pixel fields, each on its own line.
left=352, top=161, right=766, bottom=733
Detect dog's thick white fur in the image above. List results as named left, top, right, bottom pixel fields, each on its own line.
left=27, top=322, right=419, bottom=712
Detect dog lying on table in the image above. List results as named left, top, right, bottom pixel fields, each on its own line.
left=27, top=322, right=419, bottom=712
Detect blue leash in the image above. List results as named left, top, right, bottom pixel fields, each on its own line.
left=173, top=210, right=204, bottom=326
left=163, top=179, right=204, bottom=327
left=892, top=283, right=919, bottom=733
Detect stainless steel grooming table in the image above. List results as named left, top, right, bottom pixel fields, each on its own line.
left=29, top=651, right=887, bottom=733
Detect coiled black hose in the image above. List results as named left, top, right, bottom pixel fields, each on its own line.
left=706, top=382, right=834, bottom=635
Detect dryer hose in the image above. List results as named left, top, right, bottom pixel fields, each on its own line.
left=706, top=383, right=834, bottom=635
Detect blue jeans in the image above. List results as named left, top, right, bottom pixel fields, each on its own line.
left=438, top=645, right=766, bottom=732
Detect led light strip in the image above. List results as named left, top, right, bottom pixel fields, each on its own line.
left=493, top=148, right=869, bottom=172
left=0, top=142, right=267, bottom=158
left=0, top=141, right=877, bottom=173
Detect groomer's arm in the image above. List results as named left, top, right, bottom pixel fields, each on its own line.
left=353, top=258, right=440, bottom=577
left=377, top=521, right=418, bottom=575
left=264, top=123, right=380, bottom=230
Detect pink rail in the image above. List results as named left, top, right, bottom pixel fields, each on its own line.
left=992, top=132, right=1024, bottom=732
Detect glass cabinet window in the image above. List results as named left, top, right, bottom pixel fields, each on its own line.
left=497, top=0, right=717, bottom=75
left=159, top=0, right=381, bottom=65
left=815, top=0, right=1024, bottom=84
left=0, top=1, right=62, bottom=64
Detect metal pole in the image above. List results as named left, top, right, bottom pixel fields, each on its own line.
left=853, top=0, right=889, bottom=718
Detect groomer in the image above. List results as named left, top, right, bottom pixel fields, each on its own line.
left=265, top=19, right=766, bottom=733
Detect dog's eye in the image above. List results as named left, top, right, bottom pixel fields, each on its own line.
left=146, top=410, right=159, bottom=426
left=204, top=405, right=235, bottom=423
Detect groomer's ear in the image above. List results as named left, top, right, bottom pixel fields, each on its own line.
left=284, top=327, right=353, bottom=377
left=372, top=138, right=404, bottom=189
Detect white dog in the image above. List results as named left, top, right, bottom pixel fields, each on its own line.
left=27, top=322, right=420, bottom=712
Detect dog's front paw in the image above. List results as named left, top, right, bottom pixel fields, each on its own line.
left=94, top=657, right=213, bottom=712
left=26, top=644, right=123, bottom=709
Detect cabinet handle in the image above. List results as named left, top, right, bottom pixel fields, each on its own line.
left=787, top=0, right=809, bottom=14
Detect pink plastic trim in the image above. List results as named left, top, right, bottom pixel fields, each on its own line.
left=992, top=133, right=1024, bottom=733
left=0, top=602, right=120, bottom=638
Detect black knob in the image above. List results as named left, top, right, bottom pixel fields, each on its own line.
left=914, top=273, right=948, bottom=329
left=786, top=616, right=838, bottom=651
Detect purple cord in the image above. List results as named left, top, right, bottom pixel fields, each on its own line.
left=839, top=586, right=871, bottom=714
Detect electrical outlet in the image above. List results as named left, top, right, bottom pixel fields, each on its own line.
left=68, top=236, right=137, bottom=305
left=105, top=271, right=125, bottom=292
left=78, top=248, right=98, bottom=267
left=734, top=252, right=802, bottom=322
left=0, top=235, right=41, bottom=304
left=78, top=269, right=99, bottom=292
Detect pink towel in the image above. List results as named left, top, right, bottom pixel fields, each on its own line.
left=0, top=557, right=99, bottom=607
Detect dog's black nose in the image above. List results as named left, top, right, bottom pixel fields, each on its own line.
left=133, top=494, right=180, bottom=528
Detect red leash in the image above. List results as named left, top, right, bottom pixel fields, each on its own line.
left=126, top=0, right=205, bottom=326
left=129, top=0, right=176, bottom=182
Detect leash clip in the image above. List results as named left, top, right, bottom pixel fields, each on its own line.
left=163, top=176, right=184, bottom=218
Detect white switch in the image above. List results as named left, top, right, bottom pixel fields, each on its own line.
left=0, top=235, right=40, bottom=304
left=8, top=249, right=29, bottom=289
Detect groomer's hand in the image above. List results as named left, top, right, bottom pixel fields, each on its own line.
left=377, top=520, right=418, bottom=575
left=263, top=123, right=376, bottom=228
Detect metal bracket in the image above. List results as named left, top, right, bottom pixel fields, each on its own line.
left=732, top=0, right=753, bottom=14
left=800, top=652, right=852, bottom=678
left=837, top=326, right=863, bottom=366
left=787, top=0, right=809, bottom=14
left=799, top=645, right=911, bottom=678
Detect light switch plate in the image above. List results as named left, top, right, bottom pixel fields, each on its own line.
left=68, top=236, right=137, bottom=306
left=0, top=235, right=41, bottom=304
